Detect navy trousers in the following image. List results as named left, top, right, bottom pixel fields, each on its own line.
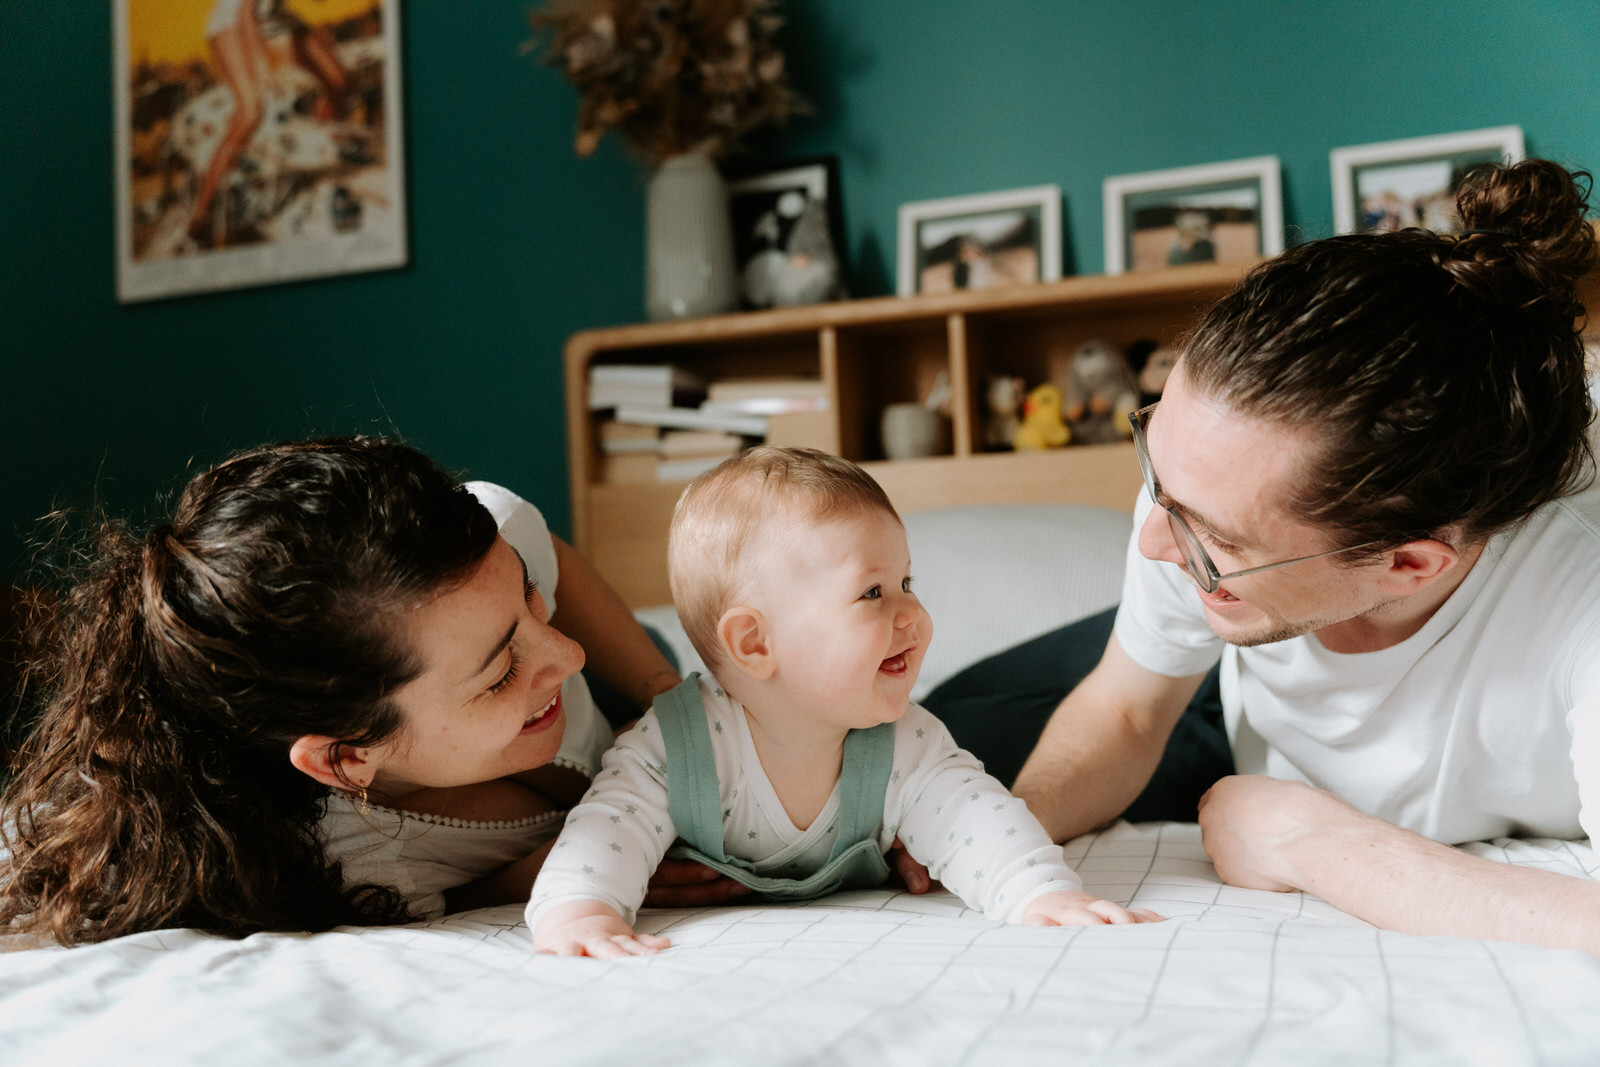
left=921, top=607, right=1233, bottom=823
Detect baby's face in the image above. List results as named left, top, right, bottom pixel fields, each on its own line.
left=752, top=507, right=932, bottom=731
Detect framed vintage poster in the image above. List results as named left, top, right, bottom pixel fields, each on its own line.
left=896, top=185, right=1061, bottom=297
left=113, top=0, right=409, bottom=302
left=1103, top=156, right=1283, bottom=275
left=723, top=155, right=848, bottom=310
left=1329, top=125, right=1525, bottom=235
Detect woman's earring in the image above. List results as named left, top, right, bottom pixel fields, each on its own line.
left=358, top=785, right=371, bottom=816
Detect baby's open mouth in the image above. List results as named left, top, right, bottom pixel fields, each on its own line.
left=879, top=652, right=909, bottom=674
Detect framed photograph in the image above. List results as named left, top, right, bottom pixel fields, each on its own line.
left=1330, top=125, right=1525, bottom=235
left=1103, top=156, right=1282, bottom=275
left=113, top=0, right=409, bottom=303
left=897, top=185, right=1061, bottom=298
left=723, top=155, right=847, bottom=309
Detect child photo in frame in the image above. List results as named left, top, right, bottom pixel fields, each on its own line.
left=1102, top=157, right=1282, bottom=275
left=897, top=185, right=1061, bottom=297
left=1330, top=126, right=1526, bottom=235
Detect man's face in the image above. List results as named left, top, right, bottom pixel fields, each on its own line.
left=1135, top=363, right=1392, bottom=647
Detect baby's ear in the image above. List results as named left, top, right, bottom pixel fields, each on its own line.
left=717, top=606, right=774, bottom=680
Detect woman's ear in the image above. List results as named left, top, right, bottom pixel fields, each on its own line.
left=288, top=734, right=377, bottom=791
left=717, top=606, right=775, bottom=680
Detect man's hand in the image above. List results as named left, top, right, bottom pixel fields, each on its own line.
left=1197, top=774, right=1343, bottom=892
left=533, top=900, right=670, bottom=958
left=887, top=837, right=936, bottom=895
left=643, top=856, right=753, bottom=908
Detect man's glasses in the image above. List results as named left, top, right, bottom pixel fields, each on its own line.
left=1127, top=403, right=1375, bottom=594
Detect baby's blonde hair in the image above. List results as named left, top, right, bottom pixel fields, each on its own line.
left=668, top=446, right=900, bottom=671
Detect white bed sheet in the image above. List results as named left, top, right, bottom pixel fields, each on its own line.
left=5, top=822, right=1596, bottom=1066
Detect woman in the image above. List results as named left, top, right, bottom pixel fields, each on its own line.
left=0, top=436, right=697, bottom=944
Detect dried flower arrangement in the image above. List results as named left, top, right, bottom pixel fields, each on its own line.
left=526, top=0, right=803, bottom=165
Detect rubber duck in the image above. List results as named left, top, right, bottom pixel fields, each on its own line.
left=1013, top=383, right=1071, bottom=450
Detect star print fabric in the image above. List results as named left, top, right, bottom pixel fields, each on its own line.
left=526, top=676, right=1081, bottom=929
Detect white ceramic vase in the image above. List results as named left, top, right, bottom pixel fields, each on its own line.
left=645, top=152, right=739, bottom=321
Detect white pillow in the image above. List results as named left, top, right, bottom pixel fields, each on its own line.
left=635, top=503, right=1132, bottom=704
left=902, top=505, right=1131, bottom=699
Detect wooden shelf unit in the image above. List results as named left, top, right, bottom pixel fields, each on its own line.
left=565, top=262, right=1252, bottom=607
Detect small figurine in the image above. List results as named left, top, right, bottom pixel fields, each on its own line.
left=1124, top=339, right=1180, bottom=406
left=984, top=375, right=1025, bottom=451
left=1014, top=383, right=1071, bottom=450
left=1063, top=339, right=1139, bottom=445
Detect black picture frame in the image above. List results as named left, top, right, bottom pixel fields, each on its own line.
left=722, top=155, right=848, bottom=309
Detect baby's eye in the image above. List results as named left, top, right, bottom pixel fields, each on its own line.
left=902, top=576, right=915, bottom=593
left=860, top=585, right=882, bottom=601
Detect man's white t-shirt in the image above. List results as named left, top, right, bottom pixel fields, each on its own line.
left=1114, top=480, right=1600, bottom=845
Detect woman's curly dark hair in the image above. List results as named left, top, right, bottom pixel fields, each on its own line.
left=0, top=436, right=499, bottom=945
left=1182, top=158, right=1596, bottom=552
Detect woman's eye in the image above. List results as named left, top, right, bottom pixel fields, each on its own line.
left=524, top=578, right=539, bottom=603
left=488, top=653, right=521, bottom=696
left=860, top=585, right=882, bottom=601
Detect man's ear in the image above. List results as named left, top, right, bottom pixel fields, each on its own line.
left=1376, top=538, right=1460, bottom=596
left=288, top=734, right=378, bottom=792
left=717, top=606, right=775, bottom=680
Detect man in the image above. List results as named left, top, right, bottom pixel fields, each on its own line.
left=928, top=159, right=1600, bottom=952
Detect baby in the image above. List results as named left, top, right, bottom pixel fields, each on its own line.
left=528, top=447, right=1159, bottom=956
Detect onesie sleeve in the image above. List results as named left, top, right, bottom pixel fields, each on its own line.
left=1113, top=490, right=1226, bottom=679
left=884, top=706, right=1083, bottom=923
left=464, top=480, right=613, bottom=780
left=525, top=708, right=678, bottom=931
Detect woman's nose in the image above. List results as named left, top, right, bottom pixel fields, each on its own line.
left=527, top=622, right=586, bottom=689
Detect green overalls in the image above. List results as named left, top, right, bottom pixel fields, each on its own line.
left=654, top=673, right=896, bottom=902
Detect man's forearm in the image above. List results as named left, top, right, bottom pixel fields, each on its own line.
left=1012, top=694, right=1169, bottom=842
left=1012, top=639, right=1205, bottom=842
left=1289, top=807, right=1600, bottom=953
left=1205, top=778, right=1600, bottom=954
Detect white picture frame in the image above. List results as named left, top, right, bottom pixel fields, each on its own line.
left=1329, top=125, right=1525, bottom=235
left=896, top=185, right=1061, bottom=297
left=113, top=0, right=409, bottom=302
left=1102, top=156, right=1283, bottom=276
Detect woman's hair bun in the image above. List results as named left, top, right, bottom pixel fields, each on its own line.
left=1449, top=159, right=1595, bottom=310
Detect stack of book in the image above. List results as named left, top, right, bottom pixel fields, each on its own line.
left=592, top=369, right=835, bottom=483
left=700, top=377, right=828, bottom=416
left=656, top=429, right=747, bottom=482
left=705, top=377, right=831, bottom=451
left=588, top=363, right=707, bottom=411
left=595, top=419, right=662, bottom=484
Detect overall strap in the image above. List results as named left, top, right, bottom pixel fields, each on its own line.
left=828, top=722, right=896, bottom=862
left=654, top=673, right=730, bottom=862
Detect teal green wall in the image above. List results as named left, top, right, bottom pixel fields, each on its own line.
left=4, top=1, right=1598, bottom=579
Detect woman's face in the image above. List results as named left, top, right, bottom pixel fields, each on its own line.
left=368, top=536, right=585, bottom=799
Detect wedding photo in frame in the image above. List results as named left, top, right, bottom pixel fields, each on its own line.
left=1102, top=156, right=1282, bottom=275
left=723, top=155, right=848, bottom=309
left=113, top=0, right=409, bottom=303
left=896, top=185, right=1061, bottom=297
left=1329, top=125, right=1525, bottom=235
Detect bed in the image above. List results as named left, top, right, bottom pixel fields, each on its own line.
left=4, top=504, right=1598, bottom=1065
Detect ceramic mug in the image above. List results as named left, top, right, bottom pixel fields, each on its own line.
left=880, top=403, right=950, bottom=460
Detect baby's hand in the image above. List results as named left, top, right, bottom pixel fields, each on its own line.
left=533, top=899, right=671, bottom=958
left=1020, top=889, right=1164, bottom=927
